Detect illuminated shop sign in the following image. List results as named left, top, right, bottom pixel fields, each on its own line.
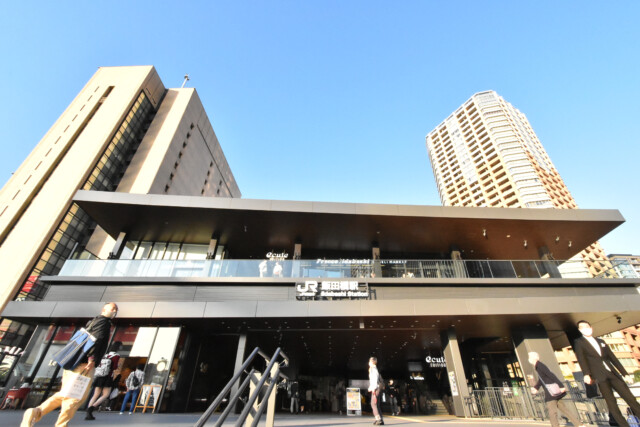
left=266, top=251, right=289, bottom=260
left=295, top=280, right=369, bottom=300
left=426, top=355, right=447, bottom=368
left=316, top=259, right=406, bottom=264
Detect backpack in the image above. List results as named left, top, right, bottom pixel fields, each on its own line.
left=130, top=372, right=141, bottom=388
left=94, top=356, right=112, bottom=377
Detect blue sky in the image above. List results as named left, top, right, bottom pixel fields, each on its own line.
left=0, top=1, right=638, bottom=255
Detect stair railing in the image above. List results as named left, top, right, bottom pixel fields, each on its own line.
left=194, top=346, right=289, bottom=427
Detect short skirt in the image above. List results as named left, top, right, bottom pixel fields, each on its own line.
left=92, top=375, right=114, bottom=388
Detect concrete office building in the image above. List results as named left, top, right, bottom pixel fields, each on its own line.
left=0, top=66, right=240, bottom=369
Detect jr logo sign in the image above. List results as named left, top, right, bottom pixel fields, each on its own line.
left=296, top=281, right=319, bottom=297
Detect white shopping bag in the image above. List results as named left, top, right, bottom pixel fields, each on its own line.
left=60, top=372, right=91, bottom=400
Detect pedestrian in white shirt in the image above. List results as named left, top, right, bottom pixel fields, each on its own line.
left=368, top=357, right=384, bottom=425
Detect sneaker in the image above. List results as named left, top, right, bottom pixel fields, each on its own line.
left=129, top=412, right=133, bottom=415
left=21, top=407, right=41, bottom=427
left=119, top=412, right=124, bottom=415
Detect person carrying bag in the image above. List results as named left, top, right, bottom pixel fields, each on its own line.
left=527, top=352, right=585, bottom=427
left=21, top=303, right=117, bottom=427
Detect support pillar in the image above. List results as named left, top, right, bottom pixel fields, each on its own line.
left=245, top=371, right=261, bottom=427
left=292, top=243, right=302, bottom=277
left=264, top=363, right=279, bottom=427
left=450, top=246, right=467, bottom=278
left=108, top=232, right=127, bottom=259
left=372, top=247, right=381, bottom=277
left=538, top=246, right=561, bottom=278
left=441, top=328, right=470, bottom=417
left=232, top=334, right=247, bottom=413
left=512, top=325, right=564, bottom=383
left=206, top=237, right=218, bottom=260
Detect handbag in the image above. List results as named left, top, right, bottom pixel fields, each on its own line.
left=585, top=381, right=600, bottom=398
left=539, top=375, right=563, bottom=397
left=52, top=320, right=97, bottom=370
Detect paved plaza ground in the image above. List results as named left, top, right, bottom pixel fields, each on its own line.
left=0, top=410, right=585, bottom=426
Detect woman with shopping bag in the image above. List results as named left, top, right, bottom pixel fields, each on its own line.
left=21, top=302, right=117, bottom=427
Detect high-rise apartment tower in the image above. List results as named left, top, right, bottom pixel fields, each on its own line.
left=425, top=90, right=607, bottom=276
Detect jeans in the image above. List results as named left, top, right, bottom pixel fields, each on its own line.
left=120, top=388, right=140, bottom=413
left=389, top=395, right=399, bottom=414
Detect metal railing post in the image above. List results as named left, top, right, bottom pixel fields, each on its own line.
left=213, top=369, right=256, bottom=427
left=235, top=348, right=282, bottom=427
left=194, top=347, right=260, bottom=427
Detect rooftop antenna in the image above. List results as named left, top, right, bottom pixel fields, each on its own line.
left=181, top=74, right=190, bottom=88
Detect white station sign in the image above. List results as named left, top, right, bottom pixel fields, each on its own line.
left=296, top=280, right=369, bottom=300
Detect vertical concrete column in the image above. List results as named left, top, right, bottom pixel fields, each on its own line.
left=450, top=246, right=467, bottom=278
left=108, top=232, right=127, bottom=259
left=231, top=334, right=247, bottom=413
left=245, top=370, right=261, bottom=427
left=292, top=243, right=302, bottom=278
left=441, top=328, right=470, bottom=417
left=512, top=325, right=564, bottom=383
left=206, top=237, right=218, bottom=260
left=264, top=363, right=279, bottom=427
left=372, top=247, right=381, bottom=277
left=538, top=246, right=561, bottom=278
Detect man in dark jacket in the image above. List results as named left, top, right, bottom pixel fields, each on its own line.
left=527, top=352, right=584, bottom=427
left=573, top=320, right=640, bottom=427
left=22, top=302, right=117, bottom=427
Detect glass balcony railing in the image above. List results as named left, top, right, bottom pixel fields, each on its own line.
left=55, top=258, right=638, bottom=280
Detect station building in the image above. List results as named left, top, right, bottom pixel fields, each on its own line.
left=2, top=189, right=639, bottom=415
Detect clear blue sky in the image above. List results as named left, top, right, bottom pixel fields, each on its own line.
left=0, top=1, right=638, bottom=255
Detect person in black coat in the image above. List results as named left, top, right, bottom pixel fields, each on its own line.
left=573, top=320, right=640, bottom=427
left=527, top=352, right=585, bottom=427
left=22, top=302, right=117, bottom=427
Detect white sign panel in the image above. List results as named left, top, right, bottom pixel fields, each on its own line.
left=448, top=371, right=459, bottom=396
left=296, top=281, right=369, bottom=299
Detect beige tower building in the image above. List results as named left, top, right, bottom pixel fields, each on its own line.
left=425, top=90, right=638, bottom=378
left=425, top=90, right=608, bottom=277
left=0, top=66, right=240, bottom=347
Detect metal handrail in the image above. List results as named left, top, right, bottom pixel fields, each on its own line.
left=194, top=346, right=289, bottom=427
left=251, top=366, right=281, bottom=427
left=235, top=347, right=284, bottom=427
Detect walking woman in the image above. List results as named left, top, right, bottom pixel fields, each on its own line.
left=368, top=357, right=384, bottom=425
left=527, top=352, right=585, bottom=427
left=85, top=341, right=122, bottom=420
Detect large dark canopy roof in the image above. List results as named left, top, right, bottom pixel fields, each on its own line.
left=74, top=190, right=624, bottom=260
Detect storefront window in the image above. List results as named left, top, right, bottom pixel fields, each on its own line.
left=119, top=241, right=137, bottom=260
left=1, top=325, right=55, bottom=390
left=29, top=326, right=77, bottom=403
left=134, top=241, right=153, bottom=259
left=141, top=327, right=180, bottom=412
left=177, top=244, right=207, bottom=260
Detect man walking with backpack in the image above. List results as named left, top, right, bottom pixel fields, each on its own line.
left=21, top=302, right=117, bottom=427
left=120, top=364, right=145, bottom=414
